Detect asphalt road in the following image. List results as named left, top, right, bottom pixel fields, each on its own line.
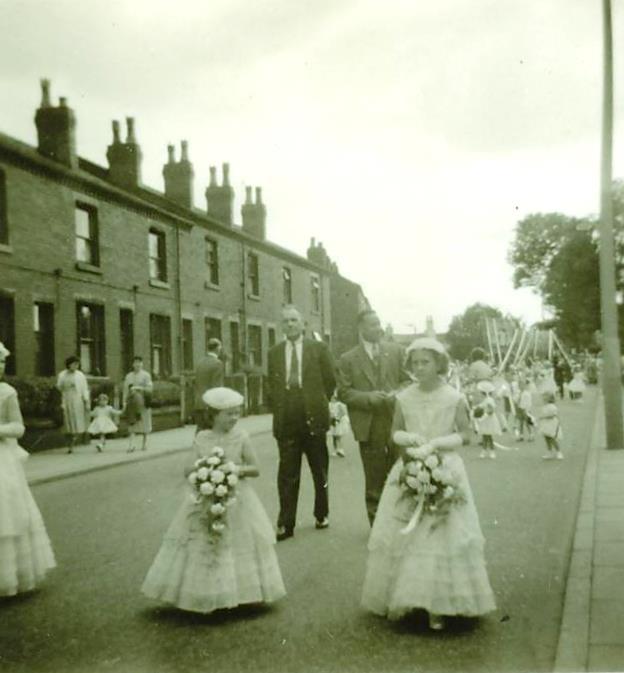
left=0, top=390, right=597, bottom=673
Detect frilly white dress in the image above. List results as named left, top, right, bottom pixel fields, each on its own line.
left=88, top=405, right=118, bottom=435
left=568, top=371, right=586, bottom=395
left=0, top=382, right=56, bottom=596
left=141, top=427, right=286, bottom=613
left=361, top=383, right=496, bottom=619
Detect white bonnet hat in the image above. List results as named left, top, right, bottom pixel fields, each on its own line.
left=405, top=337, right=447, bottom=356
left=477, top=380, right=495, bottom=394
left=0, top=342, right=10, bottom=359
left=202, top=387, right=244, bottom=410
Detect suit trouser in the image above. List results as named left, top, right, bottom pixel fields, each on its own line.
left=277, top=390, right=329, bottom=531
left=359, top=412, right=396, bottom=526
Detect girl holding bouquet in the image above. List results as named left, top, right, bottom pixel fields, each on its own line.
left=361, top=337, right=496, bottom=631
left=141, top=387, right=285, bottom=614
left=0, top=342, right=56, bottom=596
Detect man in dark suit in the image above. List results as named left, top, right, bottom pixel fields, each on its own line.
left=193, top=338, right=225, bottom=430
left=267, top=305, right=336, bottom=541
left=338, top=310, right=409, bottom=525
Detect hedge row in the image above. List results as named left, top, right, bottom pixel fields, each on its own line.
left=5, top=376, right=183, bottom=424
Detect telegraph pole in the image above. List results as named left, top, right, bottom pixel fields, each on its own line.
left=599, top=0, right=624, bottom=449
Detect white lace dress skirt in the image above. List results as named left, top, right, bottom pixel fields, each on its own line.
left=141, top=480, right=286, bottom=613
left=361, top=453, right=496, bottom=619
left=0, top=440, right=56, bottom=596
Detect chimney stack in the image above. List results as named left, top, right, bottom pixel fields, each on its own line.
left=241, top=185, right=267, bottom=240
left=205, top=162, right=234, bottom=226
left=34, top=79, right=77, bottom=168
left=163, top=140, right=194, bottom=209
left=106, top=117, right=142, bottom=189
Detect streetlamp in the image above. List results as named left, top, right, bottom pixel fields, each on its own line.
left=599, top=0, right=623, bottom=449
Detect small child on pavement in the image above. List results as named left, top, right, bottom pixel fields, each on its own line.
left=329, top=393, right=349, bottom=457
left=87, top=393, right=121, bottom=452
left=473, top=381, right=502, bottom=459
left=539, top=392, right=563, bottom=460
left=516, top=379, right=535, bottom=442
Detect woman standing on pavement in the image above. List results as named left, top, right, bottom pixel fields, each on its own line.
left=123, top=356, right=153, bottom=453
left=0, top=342, right=56, bottom=596
left=56, top=356, right=90, bottom=454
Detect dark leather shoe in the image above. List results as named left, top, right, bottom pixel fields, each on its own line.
left=315, top=518, right=329, bottom=530
left=276, top=526, right=294, bottom=541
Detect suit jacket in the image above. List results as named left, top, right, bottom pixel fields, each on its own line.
left=337, top=341, right=409, bottom=442
left=267, top=338, right=336, bottom=440
left=193, top=355, right=225, bottom=410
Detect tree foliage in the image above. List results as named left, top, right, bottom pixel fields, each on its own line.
left=445, top=303, right=518, bottom=361
left=508, top=180, right=624, bottom=350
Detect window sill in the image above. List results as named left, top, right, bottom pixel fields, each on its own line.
left=248, top=293, right=261, bottom=302
left=149, top=279, right=171, bottom=290
left=75, top=261, right=102, bottom=274
left=0, top=243, right=13, bottom=255
left=204, top=281, right=220, bottom=291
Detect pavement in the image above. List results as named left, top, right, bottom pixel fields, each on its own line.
left=555, top=394, right=624, bottom=673
left=24, top=414, right=273, bottom=486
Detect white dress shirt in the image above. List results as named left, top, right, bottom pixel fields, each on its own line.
left=285, top=337, right=303, bottom=388
left=361, top=338, right=380, bottom=362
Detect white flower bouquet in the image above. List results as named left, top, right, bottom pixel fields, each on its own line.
left=187, top=447, right=240, bottom=538
left=396, top=444, right=466, bottom=533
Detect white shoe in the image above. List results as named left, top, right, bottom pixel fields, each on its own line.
left=488, top=450, right=496, bottom=460
left=479, top=450, right=487, bottom=459
left=556, top=452, right=564, bottom=460
left=542, top=453, right=554, bottom=460
left=336, top=449, right=345, bottom=457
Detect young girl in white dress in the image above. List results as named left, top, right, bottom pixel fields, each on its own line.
left=142, top=387, right=286, bottom=614
left=88, top=393, right=120, bottom=452
left=361, top=338, right=496, bottom=631
left=473, top=381, right=502, bottom=460
left=0, top=342, right=56, bottom=596
left=539, top=392, right=563, bottom=460
left=568, top=365, right=586, bottom=401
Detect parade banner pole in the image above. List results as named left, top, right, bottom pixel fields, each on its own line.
left=485, top=318, right=495, bottom=362
left=513, top=330, right=527, bottom=366
left=548, top=330, right=553, bottom=361
left=498, top=329, right=518, bottom=374
left=599, top=0, right=623, bottom=449
left=552, top=331, right=574, bottom=370
left=493, top=319, right=503, bottom=365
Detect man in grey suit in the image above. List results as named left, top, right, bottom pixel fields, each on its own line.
left=193, top=338, right=225, bottom=430
left=338, top=310, right=409, bottom=525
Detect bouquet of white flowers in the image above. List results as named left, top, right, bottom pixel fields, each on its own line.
left=396, top=444, right=466, bottom=534
left=187, top=447, right=240, bottom=538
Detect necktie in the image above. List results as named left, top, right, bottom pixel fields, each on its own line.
left=288, top=342, right=300, bottom=389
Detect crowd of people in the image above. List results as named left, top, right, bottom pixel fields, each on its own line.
left=0, top=309, right=594, bottom=636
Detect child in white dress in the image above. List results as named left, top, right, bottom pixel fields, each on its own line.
left=88, top=393, right=120, bottom=452
left=142, top=387, right=286, bottom=614
left=329, top=393, right=349, bottom=457
left=361, top=338, right=496, bottom=631
left=539, top=393, right=563, bottom=460
left=473, top=381, right=502, bottom=460
left=517, top=379, right=535, bottom=442
left=0, top=342, right=56, bottom=596
left=568, top=366, right=586, bottom=400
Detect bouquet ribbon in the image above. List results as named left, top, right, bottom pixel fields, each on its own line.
left=400, top=493, right=424, bottom=535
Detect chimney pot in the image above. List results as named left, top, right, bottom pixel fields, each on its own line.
left=126, top=117, right=136, bottom=143
left=167, top=144, right=175, bottom=163
left=209, top=166, right=217, bottom=186
left=59, top=97, right=67, bottom=108
left=222, top=163, right=230, bottom=186
left=255, top=187, right=262, bottom=204
left=181, top=140, right=188, bottom=161
left=40, top=79, right=51, bottom=108
left=112, top=120, right=121, bottom=144
left=245, top=186, right=253, bottom=204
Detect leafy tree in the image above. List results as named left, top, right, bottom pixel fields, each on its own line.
left=445, top=303, right=518, bottom=361
left=508, top=180, right=624, bottom=350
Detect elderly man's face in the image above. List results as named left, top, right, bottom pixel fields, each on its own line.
left=282, top=308, right=304, bottom=341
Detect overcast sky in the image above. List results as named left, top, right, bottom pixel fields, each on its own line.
left=2, top=0, right=623, bottom=333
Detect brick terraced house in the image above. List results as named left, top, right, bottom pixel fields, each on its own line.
left=0, top=81, right=368, bottom=398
